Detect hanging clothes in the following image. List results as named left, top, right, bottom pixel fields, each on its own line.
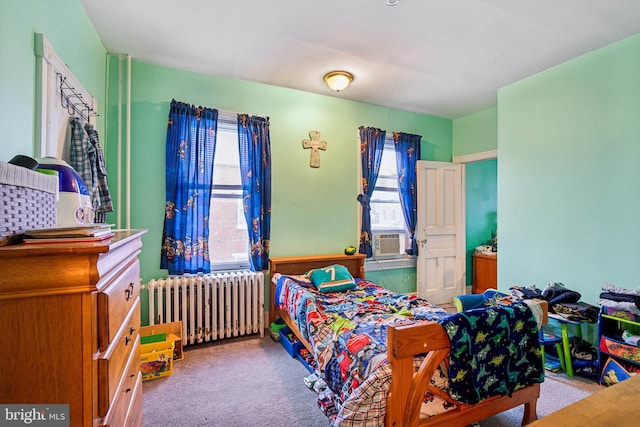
left=63, top=116, right=99, bottom=220
left=84, top=123, right=113, bottom=223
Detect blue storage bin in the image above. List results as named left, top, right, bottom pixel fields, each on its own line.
left=296, top=352, right=314, bottom=373
left=279, top=326, right=301, bottom=358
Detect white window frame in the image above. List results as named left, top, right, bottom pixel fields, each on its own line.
left=359, top=133, right=415, bottom=270
left=208, top=112, right=250, bottom=272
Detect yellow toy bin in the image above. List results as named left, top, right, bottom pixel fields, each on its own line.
left=139, top=321, right=184, bottom=361
left=140, top=339, right=175, bottom=381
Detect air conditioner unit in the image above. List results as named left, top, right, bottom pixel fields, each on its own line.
left=373, top=233, right=405, bottom=257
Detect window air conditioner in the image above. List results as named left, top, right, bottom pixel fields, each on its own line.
left=373, top=233, right=404, bottom=257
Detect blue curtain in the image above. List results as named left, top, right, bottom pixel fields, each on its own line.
left=393, top=132, right=421, bottom=255
left=357, top=126, right=386, bottom=257
left=160, top=100, right=218, bottom=274
left=237, top=114, right=271, bottom=271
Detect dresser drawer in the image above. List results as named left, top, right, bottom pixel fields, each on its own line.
left=98, top=299, right=140, bottom=417
left=98, top=259, right=140, bottom=351
left=102, top=364, right=142, bottom=427
left=125, top=374, right=143, bottom=427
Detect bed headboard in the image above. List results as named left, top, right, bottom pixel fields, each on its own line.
left=268, top=253, right=367, bottom=280
left=268, top=253, right=367, bottom=326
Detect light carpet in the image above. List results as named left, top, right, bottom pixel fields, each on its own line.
left=142, top=335, right=603, bottom=427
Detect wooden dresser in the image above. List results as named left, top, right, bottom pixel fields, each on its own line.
left=0, top=229, right=146, bottom=426
left=472, top=252, right=497, bottom=293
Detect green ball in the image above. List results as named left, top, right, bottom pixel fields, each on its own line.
left=344, top=246, right=357, bottom=255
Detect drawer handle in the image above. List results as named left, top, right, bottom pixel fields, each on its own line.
left=125, top=336, right=132, bottom=346
left=129, top=326, right=136, bottom=335
left=124, top=283, right=135, bottom=301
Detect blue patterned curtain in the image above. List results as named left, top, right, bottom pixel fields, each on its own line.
left=237, top=114, right=271, bottom=271
left=357, top=126, right=386, bottom=257
left=160, top=100, right=218, bottom=274
left=393, top=132, right=421, bottom=255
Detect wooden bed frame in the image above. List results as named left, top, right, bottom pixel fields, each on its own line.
left=268, top=254, right=548, bottom=427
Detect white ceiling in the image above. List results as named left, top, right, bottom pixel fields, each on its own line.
left=81, top=0, right=640, bottom=119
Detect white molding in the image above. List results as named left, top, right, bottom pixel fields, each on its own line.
left=453, top=149, right=497, bottom=164
left=126, top=54, right=132, bottom=228
left=34, top=33, right=97, bottom=158
left=460, top=163, right=467, bottom=288
left=117, top=55, right=123, bottom=229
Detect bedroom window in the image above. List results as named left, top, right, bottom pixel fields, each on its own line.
left=208, top=118, right=250, bottom=270
left=369, top=136, right=407, bottom=257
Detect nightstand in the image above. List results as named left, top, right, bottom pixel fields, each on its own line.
left=472, top=252, right=497, bottom=294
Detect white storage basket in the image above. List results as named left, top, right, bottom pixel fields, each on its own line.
left=0, top=162, right=57, bottom=245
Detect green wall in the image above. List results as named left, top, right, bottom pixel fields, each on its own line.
left=452, top=106, right=497, bottom=156
left=498, top=33, right=640, bottom=304
left=114, top=61, right=452, bottom=286
left=114, top=61, right=452, bottom=323
left=0, top=0, right=106, bottom=162
left=367, top=268, right=416, bottom=294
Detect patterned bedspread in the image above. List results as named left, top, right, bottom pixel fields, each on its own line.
left=440, top=304, right=544, bottom=405
left=274, top=274, right=543, bottom=426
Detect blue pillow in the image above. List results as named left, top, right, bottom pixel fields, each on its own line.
left=307, top=264, right=356, bottom=293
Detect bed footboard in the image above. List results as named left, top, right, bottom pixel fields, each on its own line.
left=386, top=320, right=453, bottom=426
left=386, top=313, right=545, bottom=427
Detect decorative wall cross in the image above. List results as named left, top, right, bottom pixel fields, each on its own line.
left=302, top=130, right=327, bottom=168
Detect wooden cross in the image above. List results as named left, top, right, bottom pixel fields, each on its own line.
left=302, top=130, right=327, bottom=168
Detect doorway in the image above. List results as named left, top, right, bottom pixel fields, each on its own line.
left=455, top=150, right=498, bottom=292
left=464, top=158, right=498, bottom=287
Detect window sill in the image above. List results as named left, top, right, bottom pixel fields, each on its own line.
left=365, top=255, right=416, bottom=272
left=210, top=262, right=251, bottom=272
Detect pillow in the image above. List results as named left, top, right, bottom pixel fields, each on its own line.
left=283, top=274, right=314, bottom=288
left=307, top=264, right=356, bottom=293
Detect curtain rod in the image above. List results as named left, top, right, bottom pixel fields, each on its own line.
left=205, top=108, right=268, bottom=122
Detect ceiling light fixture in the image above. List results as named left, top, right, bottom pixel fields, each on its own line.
left=323, top=71, right=354, bottom=92
left=386, top=0, right=400, bottom=6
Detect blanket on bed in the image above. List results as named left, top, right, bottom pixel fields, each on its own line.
left=276, top=276, right=449, bottom=397
left=275, top=274, right=544, bottom=425
left=438, top=302, right=544, bottom=405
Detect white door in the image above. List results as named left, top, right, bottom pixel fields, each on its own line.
left=416, top=161, right=465, bottom=305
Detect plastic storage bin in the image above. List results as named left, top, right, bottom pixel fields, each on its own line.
left=140, top=321, right=184, bottom=361
left=279, top=326, right=302, bottom=358
left=296, top=347, right=316, bottom=373
left=140, top=337, right=175, bottom=380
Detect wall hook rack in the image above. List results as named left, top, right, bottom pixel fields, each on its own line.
left=57, top=72, right=99, bottom=123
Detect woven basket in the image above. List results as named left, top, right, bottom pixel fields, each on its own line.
left=0, top=161, right=57, bottom=246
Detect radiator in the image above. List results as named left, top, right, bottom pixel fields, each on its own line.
left=144, top=271, right=265, bottom=346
